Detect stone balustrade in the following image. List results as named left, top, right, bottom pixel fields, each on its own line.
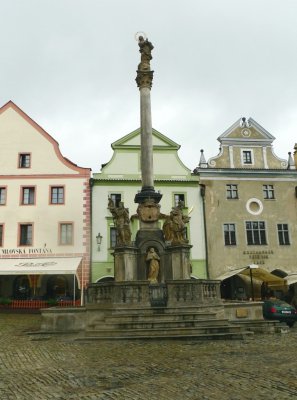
left=86, top=279, right=222, bottom=308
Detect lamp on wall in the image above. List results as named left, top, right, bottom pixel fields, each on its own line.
left=96, top=233, right=103, bottom=251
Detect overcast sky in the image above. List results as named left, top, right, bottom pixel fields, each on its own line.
left=1, top=0, right=297, bottom=172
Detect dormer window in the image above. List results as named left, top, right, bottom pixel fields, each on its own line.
left=19, top=153, right=31, bottom=168
left=241, top=150, right=253, bottom=165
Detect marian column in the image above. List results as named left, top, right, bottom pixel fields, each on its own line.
left=135, top=36, right=162, bottom=205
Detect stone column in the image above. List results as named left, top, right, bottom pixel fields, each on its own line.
left=135, top=36, right=161, bottom=205
left=140, top=85, right=154, bottom=191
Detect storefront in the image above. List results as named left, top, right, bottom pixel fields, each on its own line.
left=0, top=257, right=82, bottom=305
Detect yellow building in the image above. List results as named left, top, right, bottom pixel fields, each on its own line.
left=194, top=117, right=297, bottom=300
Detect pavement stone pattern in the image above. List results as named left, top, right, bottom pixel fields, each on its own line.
left=0, top=313, right=297, bottom=400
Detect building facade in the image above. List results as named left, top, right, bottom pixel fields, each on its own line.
left=0, top=101, right=91, bottom=304
left=194, top=117, right=297, bottom=299
left=91, top=128, right=206, bottom=282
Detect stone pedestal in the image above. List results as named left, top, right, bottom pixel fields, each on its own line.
left=114, top=246, right=138, bottom=281
left=167, top=244, right=192, bottom=280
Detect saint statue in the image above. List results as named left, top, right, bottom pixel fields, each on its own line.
left=138, top=36, right=154, bottom=71
left=146, top=247, right=160, bottom=284
left=163, top=201, right=190, bottom=245
left=108, top=198, right=132, bottom=246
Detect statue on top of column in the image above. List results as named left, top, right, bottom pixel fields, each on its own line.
left=138, top=36, right=154, bottom=71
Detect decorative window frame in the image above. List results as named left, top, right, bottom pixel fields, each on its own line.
left=241, top=149, right=254, bottom=166
left=223, top=223, right=237, bottom=246
left=173, top=193, right=187, bottom=208
left=50, top=185, right=65, bottom=205
left=277, top=223, right=290, bottom=246
left=20, top=186, right=36, bottom=206
left=245, top=220, right=267, bottom=246
left=226, top=184, right=239, bottom=200
left=18, top=222, right=34, bottom=247
left=58, top=222, right=74, bottom=246
left=109, top=193, right=123, bottom=208
left=0, top=186, right=7, bottom=206
left=18, top=152, right=31, bottom=169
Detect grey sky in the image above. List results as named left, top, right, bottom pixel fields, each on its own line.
left=1, top=0, right=297, bottom=172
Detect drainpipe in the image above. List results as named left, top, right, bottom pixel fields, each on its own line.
left=200, top=184, right=209, bottom=279
left=89, top=178, right=94, bottom=284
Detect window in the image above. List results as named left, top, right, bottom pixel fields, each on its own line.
left=246, top=221, right=267, bottom=245
left=19, top=153, right=31, bottom=168
left=0, top=187, right=6, bottom=205
left=224, top=223, right=236, bottom=245
left=242, top=150, right=252, bottom=165
left=110, top=227, right=117, bottom=248
left=110, top=193, right=121, bottom=207
left=0, top=225, right=3, bottom=246
left=19, top=224, right=33, bottom=246
left=51, top=187, right=64, bottom=204
left=226, top=184, right=238, bottom=199
left=59, top=223, right=73, bottom=245
left=263, top=185, right=275, bottom=199
left=21, top=187, right=35, bottom=205
left=174, top=193, right=185, bottom=207
left=278, top=224, right=290, bottom=245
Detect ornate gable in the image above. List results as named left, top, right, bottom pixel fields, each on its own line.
left=207, top=117, right=288, bottom=169
left=95, top=128, right=193, bottom=179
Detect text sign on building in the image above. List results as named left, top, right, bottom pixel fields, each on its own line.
left=242, top=250, right=274, bottom=265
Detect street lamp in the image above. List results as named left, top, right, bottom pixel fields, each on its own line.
left=96, top=233, right=103, bottom=251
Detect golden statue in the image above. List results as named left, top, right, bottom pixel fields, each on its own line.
left=146, top=247, right=160, bottom=284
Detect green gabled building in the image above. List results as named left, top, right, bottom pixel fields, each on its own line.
left=91, top=128, right=206, bottom=282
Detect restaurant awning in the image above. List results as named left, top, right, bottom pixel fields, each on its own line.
left=240, top=267, right=286, bottom=286
left=285, top=274, right=297, bottom=286
left=0, top=257, right=82, bottom=275
left=215, top=267, right=247, bottom=281
left=216, top=266, right=286, bottom=286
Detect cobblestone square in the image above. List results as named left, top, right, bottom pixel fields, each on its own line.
left=0, top=313, right=297, bottom=399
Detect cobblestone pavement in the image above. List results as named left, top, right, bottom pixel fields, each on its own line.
left=1, top=313, right=297, bottom=400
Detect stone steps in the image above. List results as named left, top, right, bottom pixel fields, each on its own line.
left=81, top=332, right=251, bottom=341
left=100, top=312, right=219, bottom=324
left=89, top=318, right=232, bottom=331
left=86, top=324, right=244, bottom=336
left=83, top=325, right=252, bottom=340
left=84, top=307, right=253, bottom=340
left=232, top=319, right=290, bottom=334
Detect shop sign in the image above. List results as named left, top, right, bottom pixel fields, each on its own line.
left=1, top=248, right=53, bottom=255
left=242, top=250, right=274, bottom=265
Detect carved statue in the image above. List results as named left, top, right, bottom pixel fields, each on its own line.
left=138, top=36, right=154, bottom=71
left=136, top=36, right=154, bottom=89
left=108, top=198, right=132, bottom=246
left=146, top=247, right=160, bottom=284
left=163, top=201, right=190, bottom=245
left=136, top=198, right=161, bottom=222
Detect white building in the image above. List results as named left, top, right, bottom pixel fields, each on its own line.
left=0, top=101, right=91, bottom=304
left=91, top=128, right=206, bottom=282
